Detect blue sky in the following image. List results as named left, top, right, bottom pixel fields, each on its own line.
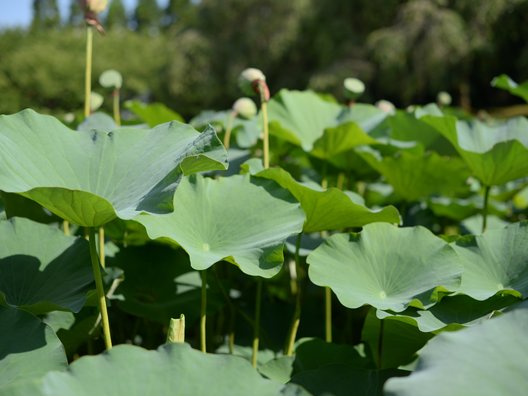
left=0, top=0, right=169, bottom=29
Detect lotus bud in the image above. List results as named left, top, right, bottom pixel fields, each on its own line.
left=90, top=92, right=104, bottom=113
left=232, top=98, right=257, bottom=119
left=375, top=99, right=396, bottom=114
left=343, top=78, right=365, bottom=101
left=99, top=69, right=123, bottom=90
left=81, top=0, right=107, bottom=34
left=238, top=68, right=270, bottom=102
left=437, top=91, right=452, bottom=106
left=84, top=0, right=108, bottom=14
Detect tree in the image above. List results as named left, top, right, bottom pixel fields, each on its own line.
left=31, top=0, right=61, bottom=31
left=106, top=0, right=128, bottom=30
left=67, top=0, right=83, bottom=27
left=164, top=0, right=197, bottom=29
left=133, top=0, right=162, bottom=33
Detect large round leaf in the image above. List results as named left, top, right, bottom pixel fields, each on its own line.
left=356, top=145, right=471, bottom=201
left=125, top=100, right=184, bottom=126
left=491, top=74, right=528, bottom=102
left=0, top=306, right=67, bottom=390
left=422, top=114, right=528, bottom=186
left=253, top=167, right=400, bottom=232
left=0, top=109, right=227, bottom=227
left=268, top=89, right=342, bottom=151
left=384, top=304, right=528, bottom=396
left=0, top=218, right=92, bottom=314
left=4, top=343, right=302, bottom=395
left=452, top=221, right=528, bottom=300
left=135, top=174, right=305, bottom=278
left=307, top=223, right=462, bottom=311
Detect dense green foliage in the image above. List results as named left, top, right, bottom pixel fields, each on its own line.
left=1, top=0, right=527, bottom=117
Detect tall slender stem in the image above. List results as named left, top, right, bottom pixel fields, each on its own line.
left=325, top=287, right=332, bottom=342
left=113, top=89, right=121, bottom=126
left=63, top=220, right=70, bottom=236
left=223, top=111, right=236, bottom=149
left=377, top=318, right=385, bottom=369
left=261, top=101, right=269, bottom=169
left=482, top=185, right=491, bottom=233
left=84, top=27, right=93, bottom=118
left=285, top=232, right=303, bottom=356
left=251, top=278, right=263, bottom=368
left=200, top=270, right=207, bottom=353
left=98, top=226, right=105, bottom=268
left=88, top=227, right=112, bottom=350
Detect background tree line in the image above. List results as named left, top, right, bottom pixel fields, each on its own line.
left=1, top=0, right=527, bottom=118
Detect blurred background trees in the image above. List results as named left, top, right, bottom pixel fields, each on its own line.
left=0, top=0, right=527, bottom=118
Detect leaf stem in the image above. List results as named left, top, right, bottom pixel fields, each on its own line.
left=251, top=278, right=263, bottom=368
left=223, top=111, right=236, bottom=150
left=285, top=232, right=303, bottom=356
left=325, top=287, right=332, bottom=342
left=377, top=318, right=384, bottom=369
left=200, top=269, right=207, bottom=353
left=262, top=101, right=269, bottom=169
left=63, top=220, right=70, bottom=236
left=88, top=227, right=112, bottom=350
left=482, top=185, right=491, bottom=233
left=98, top=226, right=105, bottom=268
left=84, top=26, right=93, bottom=118
left=113, top=89, right=121, bottom=126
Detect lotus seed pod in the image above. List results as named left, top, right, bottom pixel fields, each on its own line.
left=90, top=92, right=104, bottom=112
left=238, top=68, right=266, bottom=96
left=437, top=91, right=452, bottom=106
left=375, top=99, right=396, bottom=114
left=99, top=69, right=123, bottom=90
left=343, top=78, right=365, bottom=100
left=232, top=98, right=257, bottom=119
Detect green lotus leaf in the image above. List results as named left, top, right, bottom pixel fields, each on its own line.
left=253, top=167, right=400, bottom=232
left=337, top=103, right=389, bottom=132
left=4, top=343, right=303, bottom=396
left=290, top=364, right=407, bottom=396
left=428, top=195, right=506, bottom=222
left=0, top=109, right=227, bottom=227
left=0, top=306, right=67, bottom=389
left=461, top=214, right=509, bottom=234
left=422, top=114, right=528, bottom=186
left=135, top=174, right=305, bottom=277
left=0, top=218, right=92, bottom=314
left=491, top=74, right=528, bottom=102
left=307, top=223, right=462, bottom=311
left=384, top=304, right=528, bottom=396
left=1, top=192, right=60, bottom=224
left=268, top=89, right=342, bottom=151
left=356, top=146, right=471, bottom=201
left=77, top=112, right=117, bottom=132
left=452, top=221, right=528, bottom=300
left=376, top=293, right=521, bottom=332
left=310, top=122, right=378, bottom=160
left=124, top=100, right=184, bottom=126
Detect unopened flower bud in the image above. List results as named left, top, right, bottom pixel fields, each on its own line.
left=233, top=97, right=257, bottom=119
left=375, top=99, right=395, bottom=114
left=437, top=91, right=452, bottom=106
left=83, top=0, right=108, bottom=14
left=238, top=68, right=269, bottom=101
left=343, top=78, right=365, bottom=101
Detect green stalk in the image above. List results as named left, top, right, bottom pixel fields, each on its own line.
left=482, top=185, right=491, bottom=233
left=84, top=26, right=93, bottom=118
left=251, top=278, right=263, bottom=368
left=285, top=232, right=303, bottom=356
left=63, top=220, right=70, bottom=236
left=262, top=101, right=269, bottom=169
left=98, top=227, right=105, bottom=268
left=223, top=111, right=236, bottom=149
left=113, top=89, right=121, bottom=126
left=200, top=270, right=207, bottom=353
left=377, top=318, right=384, bottom=369
left=88, top=227, right=112, bottom=350
left=325, top=287, right=332, bottom=342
